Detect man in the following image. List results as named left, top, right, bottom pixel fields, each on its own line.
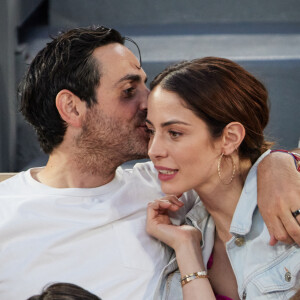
left=0, top=26, right=299, bottom=299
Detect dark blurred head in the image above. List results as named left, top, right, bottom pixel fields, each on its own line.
left=27, top=282, right=101, bottom=300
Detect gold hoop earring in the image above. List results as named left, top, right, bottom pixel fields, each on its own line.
left=217, top=153, right=236, bottom=185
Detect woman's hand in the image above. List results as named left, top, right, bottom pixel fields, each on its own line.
left=147, top=196, right=215, bottom=299
left=146, top=195, right=202, bottom=251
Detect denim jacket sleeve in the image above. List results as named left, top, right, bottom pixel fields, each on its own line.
left=153, top=254, right=183, bottom=300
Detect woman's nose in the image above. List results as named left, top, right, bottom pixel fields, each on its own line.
left=148, top=136, right=167, bottom=160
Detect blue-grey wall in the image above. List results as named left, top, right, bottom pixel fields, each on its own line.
left=1, top=0, right=300, bottom=171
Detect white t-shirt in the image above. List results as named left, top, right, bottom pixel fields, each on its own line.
left=0, top=162, right=193, bottom=300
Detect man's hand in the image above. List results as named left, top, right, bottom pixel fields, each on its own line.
left=257, top=151, right=300, bottom=245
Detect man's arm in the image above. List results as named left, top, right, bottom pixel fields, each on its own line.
left=257, top=149, right=300, bottom=245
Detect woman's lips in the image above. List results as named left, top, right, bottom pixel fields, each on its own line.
left=155, top=166, right=179, bottom=181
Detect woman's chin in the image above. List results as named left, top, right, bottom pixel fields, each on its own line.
left=161, top=185, right=183, bottom=197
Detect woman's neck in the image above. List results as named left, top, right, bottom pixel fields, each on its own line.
left=195, top=159, right=252, bottom=243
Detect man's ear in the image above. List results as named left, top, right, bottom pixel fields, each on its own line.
left=56, top=89, right=86, bottom=128
left=221, top=122, right=245, bottom=155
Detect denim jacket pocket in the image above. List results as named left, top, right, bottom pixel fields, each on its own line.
left=250, top=247, right=300, bottom=298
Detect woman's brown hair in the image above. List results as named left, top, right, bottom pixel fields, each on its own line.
left=150, top=57, right=272, bottom=164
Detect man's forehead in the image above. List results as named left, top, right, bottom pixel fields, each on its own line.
left=93, top=43, right=146, bottom=84
left=94, top=43, right=139, bottom=68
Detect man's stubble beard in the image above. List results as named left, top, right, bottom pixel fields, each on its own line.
left=74, top=108, right=149, bottom=176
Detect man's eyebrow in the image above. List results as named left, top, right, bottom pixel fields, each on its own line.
left=146, top=119, right=191, bottom=127
left=114, top=74, right=147, bottom=87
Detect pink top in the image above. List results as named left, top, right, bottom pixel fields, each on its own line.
left=207, top=254, right=233, bottom=300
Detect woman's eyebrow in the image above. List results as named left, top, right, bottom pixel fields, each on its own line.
left=160, top=120, right=191, bottom=127
left=146, top=119, right=191, bottom=127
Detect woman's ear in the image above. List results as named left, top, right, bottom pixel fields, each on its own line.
left=56, top=89, right=86, bottom=128
left=221, top=122, right=245, bottom=155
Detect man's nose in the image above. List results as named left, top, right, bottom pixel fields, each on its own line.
left=139, top=86, right=150, bottom=111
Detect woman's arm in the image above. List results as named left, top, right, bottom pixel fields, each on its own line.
left=146, top=196, right=215, bottom=300
left=175, top=235, right=215, bottom=300
left=257, top=149, right=300, bottom=245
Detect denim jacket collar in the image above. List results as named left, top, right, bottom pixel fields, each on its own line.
left=185, top=150, right=271, bottom=261
left=230, top=150, right=270, bottom=236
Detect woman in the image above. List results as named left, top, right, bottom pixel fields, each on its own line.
left=146, top=57, right=300, bottom=299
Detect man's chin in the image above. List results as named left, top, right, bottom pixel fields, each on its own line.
left=129, top=141, right=148, bottom=160
left=132, top=142, right=148, bottom=159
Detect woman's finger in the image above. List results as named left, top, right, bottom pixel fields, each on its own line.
left=162, top=195, right=184, bottom=207
left=155, top=201, right=180, bottom=212
left=149, top=197, right=183, bottom=212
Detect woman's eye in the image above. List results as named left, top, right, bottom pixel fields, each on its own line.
left=123, top=87, right=136, bottom=98
left=169, top=131, right=181, bottom=138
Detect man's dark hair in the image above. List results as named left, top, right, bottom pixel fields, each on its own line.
left=19, top=26, right=124, bottom=154
left=27, top=282, right=101, bottom=300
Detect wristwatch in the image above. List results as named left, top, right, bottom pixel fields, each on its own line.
left=270, top=149, right=300, bottom=172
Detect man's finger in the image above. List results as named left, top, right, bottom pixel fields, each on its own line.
left=269, top=216, right=294, bottom=245
left=260, top=212, right=277, bottom=244
left=291, top=208, right=300, bottom=224
left=280, top=211, right=300, bottom=245
left=269, top=234, right=278, bottom=246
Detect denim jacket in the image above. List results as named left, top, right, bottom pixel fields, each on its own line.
left=154, top=152, right=300, bottom=299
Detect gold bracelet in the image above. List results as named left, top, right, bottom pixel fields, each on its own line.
left=181, top=271, right=208, bottom=287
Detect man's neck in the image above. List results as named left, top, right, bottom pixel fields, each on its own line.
left=32, top=151, right=118, bottom=188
